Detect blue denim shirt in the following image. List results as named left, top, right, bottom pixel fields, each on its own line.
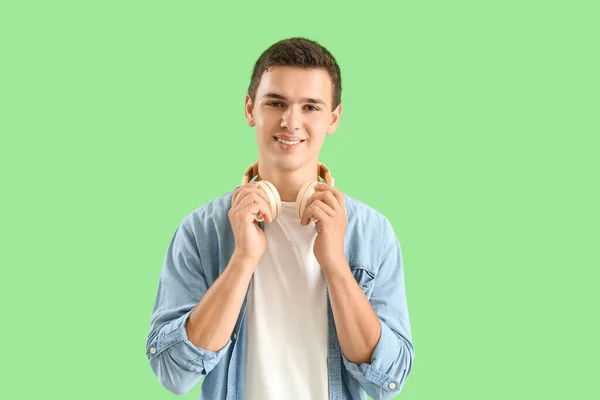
left=146, top=187, right=414, bottom=399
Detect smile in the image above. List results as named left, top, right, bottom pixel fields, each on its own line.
left=274, top=137, right=305, bottom=150
left=277, top=138, right=303, bottom=145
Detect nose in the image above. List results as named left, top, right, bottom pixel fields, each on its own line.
left=281, top=106, right=301, bottom=131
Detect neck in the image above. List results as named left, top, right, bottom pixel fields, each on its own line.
left=256, top=160, right=320, bottom=202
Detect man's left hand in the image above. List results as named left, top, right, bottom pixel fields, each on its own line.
left=301, top=183, right=347, bottom=270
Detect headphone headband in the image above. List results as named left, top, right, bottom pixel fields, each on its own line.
left=241, top=161, right=335, bottom=187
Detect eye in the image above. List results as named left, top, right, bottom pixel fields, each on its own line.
left=268, top=101, right=284, bottom=108
left=305, top=105, right=320, bottom=111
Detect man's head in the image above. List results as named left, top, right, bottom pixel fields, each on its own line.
left=244, top=38, right=343, bottom=175
left=247, top=38, right=342, bottom=111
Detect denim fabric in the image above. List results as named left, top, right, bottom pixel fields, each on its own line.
left=146, top=187, right=414, bottom=399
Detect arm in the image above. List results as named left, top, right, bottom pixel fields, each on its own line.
left=186, top=252, right=256, bottom=352
left=329, top=221, right=415, bottom=400
left=145, top=218, right=257, bottom=396
left=323, top=263, right=381, bottom=365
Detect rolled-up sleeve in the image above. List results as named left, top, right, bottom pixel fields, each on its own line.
left=342, top=220, right=415, bottom=400
left=145, top=218, right=231, bottom=396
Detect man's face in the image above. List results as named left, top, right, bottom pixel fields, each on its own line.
left=245, top=66, right=342, bottom=173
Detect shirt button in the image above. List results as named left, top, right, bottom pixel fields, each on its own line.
left=388, top=382, right=396, bottom=390
left=149, top=347, right=157, bottom=354
left=233, top=333, right=238, bottom=340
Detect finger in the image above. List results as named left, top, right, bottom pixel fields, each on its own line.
left=249, top=183, right=271, bottom=205
left=238, top=193, right=273, bottom=222
left=302, top=200, right=334, bottom=225
left=241, top=200, right=272, bottom=223
left=311, top=199, right=336, bottom=218
left=302, top=203, right=330, bottom=226
left=232, top=187, right=241, bottom=206
left=232, top=183, right=267, bottom=209
left=232, top=187, right=246, bottom=208
left=316, top=183, right=344, bottom=208
left=238, top=192, right=270, bottom=213
left=309, top=190, right=340, bottom=211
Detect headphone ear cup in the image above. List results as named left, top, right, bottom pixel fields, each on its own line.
left=296, top=181, right=319, bottom=220
left=256, top=181, right=281, bottom=222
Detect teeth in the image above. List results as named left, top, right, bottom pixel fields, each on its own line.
left=277, top=138, right=301, bottom=145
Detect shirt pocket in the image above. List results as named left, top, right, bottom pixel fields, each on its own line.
left=348, top=261, right=376, bottom=294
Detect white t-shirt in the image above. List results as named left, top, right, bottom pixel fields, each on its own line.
left=245, top=200, right=329, bottom=400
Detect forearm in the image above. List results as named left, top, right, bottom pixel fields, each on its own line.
left=323, top=260, right=381, bottom=365
left=185, top=252, right=257, bottom=352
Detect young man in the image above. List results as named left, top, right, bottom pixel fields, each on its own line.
left=146, top=38, right=414, bottom=400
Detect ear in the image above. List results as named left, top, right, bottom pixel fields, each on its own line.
left=245, top=94, right=256, bottom=127
left=326, top=103, right=342, bottom=135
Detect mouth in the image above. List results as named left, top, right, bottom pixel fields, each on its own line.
left=273, top=136, right=306, bottom=150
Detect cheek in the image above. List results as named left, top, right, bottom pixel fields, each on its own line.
left=310, top=114, right=330, bottom=127
left=258, top=109, right=283, bottom=129
left=253, top=114, right=271, bottom=130
left=306, top=117, right=330, bottom=136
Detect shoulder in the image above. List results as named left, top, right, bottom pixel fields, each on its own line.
left=343, top=192, right=398, bottom=271
left=343, top=192, right=395, bottom=235
left=178, top=188, right=236, bottom=238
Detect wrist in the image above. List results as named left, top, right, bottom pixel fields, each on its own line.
left=230, top=250, right=261, bottom=270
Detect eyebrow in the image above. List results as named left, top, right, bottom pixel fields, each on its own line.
left=261, top=92, right=326, bottom=105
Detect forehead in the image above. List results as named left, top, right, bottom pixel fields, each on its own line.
left=256, top=66, right=332, bottom=103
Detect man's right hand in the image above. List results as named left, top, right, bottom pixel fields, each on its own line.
left=228, top=182, right=273, bottom=263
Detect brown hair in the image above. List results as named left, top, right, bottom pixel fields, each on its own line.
left=247, top=37, right=342, bottom=111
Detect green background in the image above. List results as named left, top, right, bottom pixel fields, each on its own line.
left=1, top=1, right=598, bottom=399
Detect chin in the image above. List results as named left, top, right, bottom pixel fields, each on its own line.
left=271, top=158, right=305, bottom=170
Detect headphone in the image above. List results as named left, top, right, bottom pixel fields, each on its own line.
left=241, top=161, right=335, bottom=222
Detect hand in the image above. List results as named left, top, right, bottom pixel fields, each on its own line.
left=300, top=183, right=347, bottom=269
left=229, top=182, right=273, bottom=263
